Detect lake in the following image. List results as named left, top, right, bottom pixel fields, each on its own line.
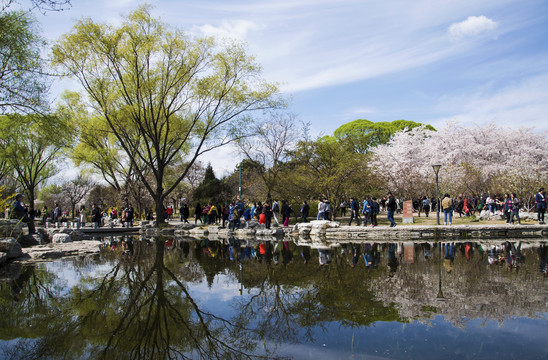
left=1, top=236, right=547, bottom=359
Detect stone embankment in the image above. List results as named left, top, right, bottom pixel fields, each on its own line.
left=142, top=216, right=548, bottom=244
left=140, top=220, right=287, bottom=241
left=0, top=219, right=102, bottom=266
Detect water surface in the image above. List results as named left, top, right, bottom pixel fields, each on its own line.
left=1, top=237, right=546, bottom=359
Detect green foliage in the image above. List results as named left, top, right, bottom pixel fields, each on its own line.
left=0, top=113, right=74, bottom=209
left=278, top=136, right=380, bottom=216
left=193, top=164, right=230, bottom=204
left=0, top=10, right=48, bottom=114
left=52, top=5, right=280, bottom=223
left=334, top=119, right=436, bottom=153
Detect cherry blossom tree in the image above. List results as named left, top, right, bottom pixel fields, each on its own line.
left=369, top=120, right=548, bottom=207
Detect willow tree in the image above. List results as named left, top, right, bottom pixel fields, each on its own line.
left=0, top=10, right=48, bottom=114
left=52, top=6, right=280, bottom=224
left=0, top=113, right=73, bottom=211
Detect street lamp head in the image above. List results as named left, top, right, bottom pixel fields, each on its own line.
left=432, top=164, right=442, bottom=176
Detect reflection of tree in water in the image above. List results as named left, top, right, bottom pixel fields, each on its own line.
left=3, top=239, right=547, bottom=358
left=1, top=238, right=263, bottom=359
left=232, top=244, right=400, bottom=350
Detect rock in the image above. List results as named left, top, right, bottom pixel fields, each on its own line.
left=207, top=226, right=222, bottom=234
left=246, top=220, right=261, bottom=229
left=52, top=233, right=72, bottom=243
left=37, top=228, right=49, bottom=243
left=160, top=227, right=175, bottom=236
left=235, top=228, right=256, bottom=237
left=24, top=240, right=102, bottom=261
left=478, top=210, right=491, bottom=220
left=60, top=229, right=85, bottom=241
left=309, top=220, right=338, bottom=237
left=145, top=228, right=159, bottom=236
left=0, top=252, right=6, bottom=265
left=256, top=228, right=284, bottom=237
left=177, top=223, right=197, bottom=230
left=189, top=228, right=209, bottom=237
left=0, top=238, right=23, bottom=258
left=0, top=219, right=23, bottom=238
left=519, top=211, right=534, bottom=221
left=218, top=228, right=232, bottom=236
left=18, top=234, right=40, bottom=247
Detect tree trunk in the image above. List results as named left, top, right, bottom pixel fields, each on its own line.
left=155, top=194, right=165, bottom=226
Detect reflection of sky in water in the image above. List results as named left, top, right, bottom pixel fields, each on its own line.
left=42, top=260, right=119, bottom=296
left=184, top=271, right=548, bottom=358
left=23, top=251, right=548, bottom=359
left=271, top=316, right=548, bottom=359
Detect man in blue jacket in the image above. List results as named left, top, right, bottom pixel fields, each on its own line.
left=348, top=197, right=360, bottom=226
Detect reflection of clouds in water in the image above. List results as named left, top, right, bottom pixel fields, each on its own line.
left=43, top=260, right=118, bottom=295
left=187, top=272, right=244, bottom=303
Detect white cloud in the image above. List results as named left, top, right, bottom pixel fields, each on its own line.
left=194, top=20, right=262, bottom=42
left=448, top=15, right=498, bottom=40
left=432, top=72, right=548, bottom=130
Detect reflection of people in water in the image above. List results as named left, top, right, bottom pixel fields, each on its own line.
left=351, top=244, right=360, bottom=268
left=538, top=243, right=548, bottom=276
left=281, top=241, right=293, bottom=265
left=422, top=243, right=432, bottom=259
left=444, top=243, right=455, bottom=273
left=318, top=249, right=332, bottom=266
left=272, top=241, right=281, bottom=265
left=504, top=242, right=523, bottom=271
left=465, top=242, right=472, bottom=261
left=388, top=243, right=399, bottom=277
left=363, top=243, right=380, bottom=270
left=301, top=246, right=311, bottom=264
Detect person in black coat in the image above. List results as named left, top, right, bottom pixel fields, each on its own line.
left=301, top=201, right=310, bottom=222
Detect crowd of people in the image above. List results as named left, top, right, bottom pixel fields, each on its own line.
left=5, top=187, right=548, bottom=234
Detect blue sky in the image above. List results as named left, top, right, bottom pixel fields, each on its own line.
left=33, top=0, right=548, bottom=174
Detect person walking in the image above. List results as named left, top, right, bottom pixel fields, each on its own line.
left=535, top=188, right=546, bottom=225
left=91, top=204, right=102, bottom=228
left=501, top=193, right=513, bottom=224
left=317, top=198, right=326, bottom=220
left=323, top=198, right=331, bottom=220
left=194, top=203, right=202, bottom=224
left=386, top=192, right=397, bottom=227
left=301, top=200, right=310, bottom=222
left=272, top=199, right=280, bottom=226
left=182, top=203, right=190, bottom=223
left=263, top=201, right=272, bottom=229
left=422, top=196, right=430, bottom=217
left=510, top=193, right=521, bottom=225
left=370, top=197, right=379, bottom=227
left=362, top=197, right=372, bottom=227
left=348, top=197, right=360, bottom=226
left=78, top=205, right=87, bottom=229
left=281, top=200, right=291, bottom=227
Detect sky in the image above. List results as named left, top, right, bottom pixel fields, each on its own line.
left=28, top=0, right=548, bottom=176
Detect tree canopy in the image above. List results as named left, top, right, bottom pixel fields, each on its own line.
left=0, top=112, right=73, bottom=210
left=0, top=10, right=49, bottom=114
left=369, top=120, right=548, bottom=205
left=52, top=5, right=280, bottom=223
left=334, top=119, right=436, bottom=153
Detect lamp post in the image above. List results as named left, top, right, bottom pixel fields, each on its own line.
left=239, top=262, right=243, bottom=296
left=238, top=160, right=242, bottom=200
left=432, top=164, right=441, bottom=226
left=437, top=242, right=445, bottom=301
